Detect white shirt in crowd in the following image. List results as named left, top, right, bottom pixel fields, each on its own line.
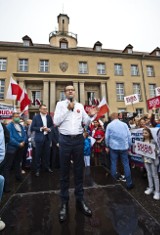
left=53, top=99, right=91, bottom=135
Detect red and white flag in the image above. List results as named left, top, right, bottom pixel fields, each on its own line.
left=6, top=76, right=23, bottom=100
left=95, top=97, right=109, bottom=120
left=6, top=76, right=31, bottom=112
left=20, top=89, right=31, bottom=112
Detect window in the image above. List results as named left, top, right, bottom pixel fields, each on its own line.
left=31, top=91, right=42, bottom=106
left=39, top=60, right=49, bottom=72
left=60, top=42, right=68, bottom=49
left=136, top=108, right=143, bottom=117
left=59, top=38, right=68, bottom=49
left=59, top=91, right=66, bottom=101
left=116, top=83, right=124, bottom=101
left=0, top=58, right=7, bottom=71
left=97, top=63, right=106, bottom=75
left=131, top=65, right=139, bottom=76
left=146, top=65, right=154, bottom=77
left=114, top=64, right=123, bottom=75
left=149, top=84, right=156, bottom=98
left=79, top=62, right=88, bottom=74
left=133, top=83, right=141, bottom=101
left=18, top=59, right=28, bottom=72
left=23, top=41, right=30, bottom=47
left=95, top=45, right=102, bottom=51
left=0, top=79, right=5, bottom=99
left=87, top=92, right=95, bottom=105
left=128, top=49, right=133, bottom=54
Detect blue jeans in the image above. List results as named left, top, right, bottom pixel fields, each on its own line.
left=0, top=175, right=4, bottom=200
left=110, top=148, right=133, bottom=187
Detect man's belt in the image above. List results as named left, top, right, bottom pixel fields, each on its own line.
left=60, top=133, right=82, bottom=139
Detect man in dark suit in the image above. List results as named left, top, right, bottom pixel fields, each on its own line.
left=31, top=104, right=54, bottom=176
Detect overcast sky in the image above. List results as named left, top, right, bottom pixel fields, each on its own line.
left=0, top=0, right=159, bottom=52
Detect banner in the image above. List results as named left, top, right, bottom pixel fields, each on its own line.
left=124, top=94, right=139, bottom=106
left=135, top=140, right=155, bottom=159
left=0, top=103, right=14, bottom=119
left=155, top=87, right=160, bottom=96
left=147, top=96, right=160, bottom=110
left=128, top=128, right=159, bottom=166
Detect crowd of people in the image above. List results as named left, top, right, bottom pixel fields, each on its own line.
left=0, top=85, right=160, bottom=228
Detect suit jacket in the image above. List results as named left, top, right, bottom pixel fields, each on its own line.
left=31, top=113, right=53, bottom=143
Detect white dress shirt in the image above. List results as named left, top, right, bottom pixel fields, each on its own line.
left=53, top=99, right=91, bottom=135
left=40, top=113, right=47, bottom=135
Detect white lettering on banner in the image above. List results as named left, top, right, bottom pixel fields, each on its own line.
left=135, top=140, right=155, bottom=159
left=149, top=98, right=160, bottom=108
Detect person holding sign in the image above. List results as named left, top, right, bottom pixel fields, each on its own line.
left=142, top=128, right=160, bottom=200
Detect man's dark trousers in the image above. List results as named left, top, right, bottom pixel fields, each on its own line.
left=59, top=134, right=84, bottom=203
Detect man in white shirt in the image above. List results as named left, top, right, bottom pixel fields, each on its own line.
left=54, top=85, right=98, bottom=222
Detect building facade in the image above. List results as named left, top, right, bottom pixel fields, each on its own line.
left=0, top=13, right=160, bottom=118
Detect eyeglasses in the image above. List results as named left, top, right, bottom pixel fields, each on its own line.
left=65, top=89, right=75, bottom=92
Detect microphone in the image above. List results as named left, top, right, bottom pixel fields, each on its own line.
left=69, top=97, right=74, bottom=111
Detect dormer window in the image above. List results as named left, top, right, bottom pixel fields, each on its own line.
left=123, top=44, right=133, bottom=54
left=128, top=48, right=133, bottom=54
left=23, top=40, right=30, bottom=47
left=95, top=46, right=102, bottom=51
left=22, top=35, right=33, bottom=46
left=59, top=38, right=68, bottom=48
left=93, top=41, right=102, bottom=51
left=156, top=51, right=160, bottom=56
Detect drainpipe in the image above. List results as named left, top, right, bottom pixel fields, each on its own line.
left=140, top=54, right=148, bottom=112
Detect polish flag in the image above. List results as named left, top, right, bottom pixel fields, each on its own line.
left=95, top=97, right=109, bottom=120
left=6, top=77, right=23, bottom=101
left=20, top=89, right=31, bottom=112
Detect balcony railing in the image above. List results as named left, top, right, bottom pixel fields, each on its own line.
left=49, top=31, right=77, bottom=40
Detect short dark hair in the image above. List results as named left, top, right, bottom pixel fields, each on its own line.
left=39, top=104, right=46, bottom=109
left=64, top=84, right=74, bottom=92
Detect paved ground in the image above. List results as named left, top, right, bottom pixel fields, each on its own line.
left=0, top=166, right=160, bottom=234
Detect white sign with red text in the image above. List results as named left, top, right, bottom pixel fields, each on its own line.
left=124, top=94, right=139, bottom=106
left=135, top=140, right=156, bottom=159
left=155, top=87, right=160, bottom=96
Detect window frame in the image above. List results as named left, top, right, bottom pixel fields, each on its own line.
left=149, top=84, right=156, bottom=98
left=0, top=58, right=7, bottom=71
left=146, top=65, right=155, bottom=77
left=39, top=59, right=49, bottom=72
left=79, top=61, right=88, bottom=74
left=0, top=78, right=5, bottom=99
left=18, top=59, right=28, bottom=72
left=116, top=83, right=124, bottom=101
left=131, top=64, right=139, bottom=76
left=133, top=83, right=142, bottom=101
left=97, top=63, right=106, bottom=75
left=114, top=63, right=123, bottom=76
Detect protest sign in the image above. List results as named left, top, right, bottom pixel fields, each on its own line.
left=135, top=140, right=156, bottom=159
left=147, top=96, right=160, bottom=110
left=124, top=94, right=139, bottom=106
left=0, top=103, right=14, bottom=119
left=129, top=128, right=159, bottom=166
left=155, top=87, right=160, bottom=97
